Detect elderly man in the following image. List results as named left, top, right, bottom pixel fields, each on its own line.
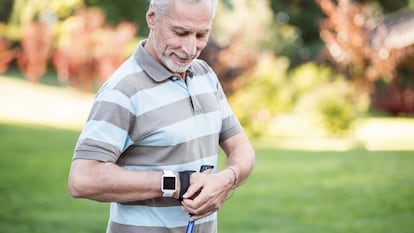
left=68, top=0, right=255, bottom=232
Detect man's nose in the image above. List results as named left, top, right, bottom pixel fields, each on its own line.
left=182, top=36, right=197, bottom=57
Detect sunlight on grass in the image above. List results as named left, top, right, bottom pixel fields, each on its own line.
left=0, top=76, right=93, bottom=130
left=355, top=118, right=414, bottom=151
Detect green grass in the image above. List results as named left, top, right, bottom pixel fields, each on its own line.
left=1, top=122, right=414, bottom=233
left=0, top=123, right=108, bottom=233
left=219, top=149, right=414, bottom=233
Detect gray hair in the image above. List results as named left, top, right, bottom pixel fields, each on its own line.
left=150, top=0, right=218, bottom=19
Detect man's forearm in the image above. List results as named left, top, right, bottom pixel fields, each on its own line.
left=225, top=142, right=255, bottom=188
left=221, top=132, right=256, bottom=188
left=68, top=159, right=178, bottom=202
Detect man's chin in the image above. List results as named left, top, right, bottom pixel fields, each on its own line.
left=165, top=61, right=191, bottom=73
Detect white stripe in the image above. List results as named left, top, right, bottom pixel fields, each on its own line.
left=138, top=112, right=222, bottom=146
left=188, top=73, right=217, bottom=96
left=101, top=56, right=143, bottom=90
left=95, top=89, right=133, bottom=113
left=110, top=203, right=217, bottom=228
left=123, top=154, right=218, bottom=172
left=131, top=81, right=188, bottom=115
left=79, top=120, right=133, bottom=152
left=220, top=98, right=234, bottom=119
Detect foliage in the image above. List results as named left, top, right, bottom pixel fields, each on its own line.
left=214, top=0, right=306, bottom=65
left=230, top=55, right=367, bottom=138
left=371, top=76, right=414, bottom=115
left=9, top=0, right=83, bottom=25
left=288, top=63, right=369, bottom=137
left=229, top=54, right=292, bottom=138
left=317, top=0, right=414, bottom=115
left=53, top=7, right=137, bottom=91
left=17, top=21, right=54, bottom=83
left=0, top=37, right=16, bottom=74
left=0, top=0, right=13, bottom=23
left=84, top=0, right=148, bottom=36
left=294, top=79, right=368, bottom=136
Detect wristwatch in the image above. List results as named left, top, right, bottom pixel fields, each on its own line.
left=161, top=170, right=177, bottom=197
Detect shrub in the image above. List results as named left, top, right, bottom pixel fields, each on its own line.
left=229, top=54, right=293, bottom=138
left=17, top=21, right=54, bottom=83
left=0, top=36, right=16, bottom=74
left=230, top=58, right=368, bottom=139
left=53, top=7, right=137, bottom=91
left=294, top=79, right=368, bottom=136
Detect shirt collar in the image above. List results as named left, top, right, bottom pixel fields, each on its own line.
left=134, top=40, right=196, bottom=82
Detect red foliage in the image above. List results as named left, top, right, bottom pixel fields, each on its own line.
left=53, top=7, right=137, bottom=91
left=316, top=0, right=414, bottom=90
left=199, top=35, right=258, bottom=95
left=0, top=37, right=16, bottom=74
left=18, top=21, right=54, bottom=83
left=316, top=0, right=414, bottom=114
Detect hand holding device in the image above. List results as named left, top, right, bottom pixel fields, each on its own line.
left=185, top=165, right=214, bottom=233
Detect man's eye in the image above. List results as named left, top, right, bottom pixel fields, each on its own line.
left=175, top=31, right=188, bottom=36
left=196, top=33, right=207, bottom=39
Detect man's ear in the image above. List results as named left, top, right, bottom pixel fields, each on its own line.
left=146, top=4, right=156, bottom=30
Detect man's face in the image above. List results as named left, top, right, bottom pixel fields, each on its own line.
left=149, top=0, right=213, bottom=73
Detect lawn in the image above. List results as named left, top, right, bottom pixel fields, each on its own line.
left=1, top=122, right=413, bottom=233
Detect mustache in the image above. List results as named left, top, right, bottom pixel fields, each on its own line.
left=167, top=50, right=199, bottom=60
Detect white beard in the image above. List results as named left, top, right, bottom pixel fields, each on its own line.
left=153, top=35, right=199, bottom=73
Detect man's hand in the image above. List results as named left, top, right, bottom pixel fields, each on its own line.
left=180, top=168, right=235, bottom=220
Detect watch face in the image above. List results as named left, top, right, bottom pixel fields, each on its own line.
left=163, top=176, right=176, bottom=190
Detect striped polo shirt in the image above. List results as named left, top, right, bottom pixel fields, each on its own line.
left=73, top=40, right=243, bottom=233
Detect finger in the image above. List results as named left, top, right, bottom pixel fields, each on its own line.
left=182, top=181, right=202, bottom=199
left=191, top=210, right=215, bottom=221
left=182, top=191, right=213, bottom=215
left=202, top=168, right=213, bottom=174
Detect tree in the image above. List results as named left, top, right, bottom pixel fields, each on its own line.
left=317, top=0, right=414, bottom=115
left=9, top=0, right=83, bottom=25
left=0, top=0, right=13, bottom=23
left=84, top=0, right=149, bottom=36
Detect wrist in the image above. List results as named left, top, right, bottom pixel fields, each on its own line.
left=173, top=172, right=180, bottom=199
left=225, top=166, right=238, bottom=189
left=178, top=170, right=196, bottom=201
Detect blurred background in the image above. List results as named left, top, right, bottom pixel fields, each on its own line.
left=0, top=0, right=413, bottom=232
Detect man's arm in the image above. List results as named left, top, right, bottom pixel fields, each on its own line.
left=220, top=131, right=256, bottom=188
left=181, top=131, right=255, bottom=219
left=68, top=159, right=181, bottom=202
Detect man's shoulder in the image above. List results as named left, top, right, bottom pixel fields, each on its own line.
left=97, top=57, right=154, bottom=97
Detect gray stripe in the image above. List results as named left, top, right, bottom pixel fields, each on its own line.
left=134, top=41, right=173, bottom=83
left=133, top=92, right=220, bottom=141
left=87, top=101, right=135, bottom=135
left=108, top=219, right=216, bottom=233
left=87, top=92, right=220, bottom=143
left=219, top=116, right=243, bottom=144
left=191, top=59, right=211, bottom=75
left=131, top=97, right=194, bottom=141
left=74, top=138, right=121, bottom=162
left=114, top=72, right=161, bottom=97
left=117, top=134, right=219, bottom=166
left=120, top=197, right=180, bottom=207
